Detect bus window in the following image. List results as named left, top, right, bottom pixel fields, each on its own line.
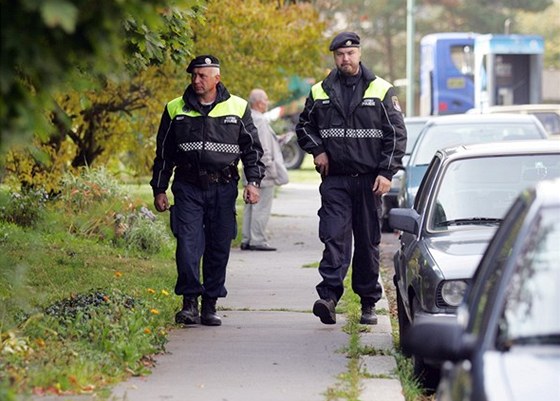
left=420, top=33, right=478, bottom=116
left=451, top=45, right=475, bottom=75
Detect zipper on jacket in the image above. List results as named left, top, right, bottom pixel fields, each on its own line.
left=200, top=115, right=207, bottom=167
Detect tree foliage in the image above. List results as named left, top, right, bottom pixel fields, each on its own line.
left=1, top=0, right=204, bottom=190
left=3, top=0, right=328, bottom=190
left=4, top=64, right=187, bottom=191
left=515, top=1, right=560, bottom=68
left=418, top=0, right=553, bottom=33
left=191, top=0, right=328, bottom=103
left=0, top=0, right=204, bottom=156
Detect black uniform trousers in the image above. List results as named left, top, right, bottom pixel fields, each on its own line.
left=316, top=174, right=383, bottom=306
left=170, top=179, right=238, bottom=299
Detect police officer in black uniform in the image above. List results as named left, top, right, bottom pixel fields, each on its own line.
left=151, top=55, right=265, bottom=326
left=296, top=32, right=407, bottom=325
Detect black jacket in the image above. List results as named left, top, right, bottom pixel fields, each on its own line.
left=150, top=83, right=265, bottom=195
left=295, top=64, right=407, bottom=179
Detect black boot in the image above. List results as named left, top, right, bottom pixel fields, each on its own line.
left=175, top=296, right=199, bottom=325
left=313, top=298, right=336, bottom=325
left=201, top=298, right=222, bottom=326
left=360, top=304, right=378, bottom=325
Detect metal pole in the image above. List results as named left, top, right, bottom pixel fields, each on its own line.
left=406, top=0, right=415, bottom=116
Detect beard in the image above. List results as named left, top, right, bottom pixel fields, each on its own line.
left=340, top=64, right=358, bottom=76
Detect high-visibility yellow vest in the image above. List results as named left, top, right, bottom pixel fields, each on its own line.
left=311, top=77, right=392, bottom=101
left=166, top=95, right=248, bottom=119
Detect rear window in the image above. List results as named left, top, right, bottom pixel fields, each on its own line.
left=428, top=154, right=560, bottom=231
left=414, top=123, right=544, bottom=165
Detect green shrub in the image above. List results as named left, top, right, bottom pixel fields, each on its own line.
left=60, top=166, right=123, bottom=212
left=0, top=188, right=48, bottom=227
left=3, top=288, right=171, bottom=394
left=123, top=207, right=172, bottom=254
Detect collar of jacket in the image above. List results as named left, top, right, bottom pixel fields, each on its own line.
left=182, top=82, right=231, bottom=114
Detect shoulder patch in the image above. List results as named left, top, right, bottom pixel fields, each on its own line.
left=391, top=96, right=402, bottom=112
left=223, top=116, right=238, bottom=124
left=362, top=99, right=375, bottom=106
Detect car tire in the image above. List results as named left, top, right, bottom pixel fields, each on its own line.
left=281, top=134, right=306, bottom=170
left=410, top=297, right=440, bottom=392
left=396, top=288, right=411, bottom=357
left=412, top=355, right=440, bottom=393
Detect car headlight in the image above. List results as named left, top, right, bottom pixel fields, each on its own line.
left=440, top=280, right=468, bottom=307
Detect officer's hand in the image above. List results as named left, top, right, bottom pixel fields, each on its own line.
left=314, top=152, right=329, bottom=177
left=154, top=193, right=169, bottom=212
left=373, top=175, right=391, bottom=196
left=243, top=184, right=261, bottom=204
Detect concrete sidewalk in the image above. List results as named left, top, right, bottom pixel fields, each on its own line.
left=108, top=182, right=404, bottom=401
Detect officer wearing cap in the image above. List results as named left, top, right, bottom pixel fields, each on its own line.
left=151, top=54, right=265, bottom=327
left=296, top=32, right=407, bottom=326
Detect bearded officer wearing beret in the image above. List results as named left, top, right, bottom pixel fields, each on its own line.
left=296, top=32, right=407, bottom=325
left=151, top=55, right=265, bottom=326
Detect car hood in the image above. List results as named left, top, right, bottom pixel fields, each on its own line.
left=425, top=229, right=496, bottom=279
left=483, top=349, right=560, bottom=401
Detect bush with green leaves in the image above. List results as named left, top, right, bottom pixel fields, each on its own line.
left=0, top=188, right=49, bottom=227
left=2, top=288, right=172, bottom=394
left=55, top=167, right=173, bottom=252
left=60, top=166, right=124, bottom=211
left=122, top=207, right=172, bottom=254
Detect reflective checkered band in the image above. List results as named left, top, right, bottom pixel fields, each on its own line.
left=205, top=142, right=240, bottom=154
left=178, top=142, right=203, bottom=152
left=178, top=141, right=240, bottom=154
left=319, top=128, right=383, bottom=139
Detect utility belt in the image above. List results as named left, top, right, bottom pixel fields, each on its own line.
left=176, top=164, right=239, bottom=190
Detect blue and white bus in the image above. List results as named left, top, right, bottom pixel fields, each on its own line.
left=419, top=32, right=478, bottom=116
left=419, top=32, right=545, bottom=116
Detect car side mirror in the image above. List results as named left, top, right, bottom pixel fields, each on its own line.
left=401, top=318, right=476, bottom=362
left=389, top=208, right=421, bottom=234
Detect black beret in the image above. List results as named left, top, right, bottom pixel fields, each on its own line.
left=186, top=55, right=220, bottom=73
left=329, top=32, right=361, bottom=51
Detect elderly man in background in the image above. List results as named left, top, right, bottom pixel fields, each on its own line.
left=241, top=88, right=288, bottom=251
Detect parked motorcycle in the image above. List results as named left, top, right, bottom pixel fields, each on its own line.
left=278, top=131, right=306, bottom=170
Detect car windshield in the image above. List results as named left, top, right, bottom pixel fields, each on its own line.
left=534, top=112, right=560, bottom=136
left=413, top=122, right=544, bottom=165
left=498, top=207, right=560, bottom=348
left=404, top=120, right=427, bottom=154
left=428, top=154, right=560, bottom=231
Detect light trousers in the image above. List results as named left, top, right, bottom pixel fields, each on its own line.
left=241, top=185, right=275, bottom=246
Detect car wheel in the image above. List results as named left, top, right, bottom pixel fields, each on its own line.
left=410, top=297, right=441, bottom=392
left=396, top=289, right=411, bottom=357
left=281, top=135, right=305, bottom=170
left=412, top=354, right=440, bottom=393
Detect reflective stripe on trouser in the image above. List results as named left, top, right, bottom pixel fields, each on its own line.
left=170, top=179, right=238, bottom=299
left=316, top=174, right=383, bottom=305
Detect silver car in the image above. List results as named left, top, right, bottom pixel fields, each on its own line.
left=389, top=140, right=560, bottom=390
left=397, top=113, right=549, bottom=209
left=403, top=178, right=560, bottom=400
